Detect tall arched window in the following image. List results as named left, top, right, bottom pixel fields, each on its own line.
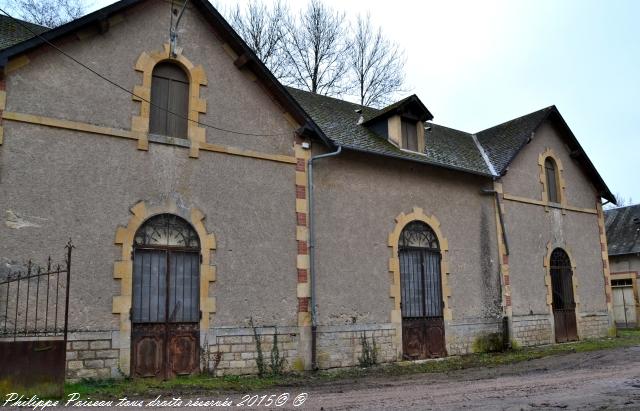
left=131, top=214, right=201, bottom=379
left=398, top=221, right=446, bottom=359
left=149, top=62, right=189, bottom=139
left=544, top=157, right=560, bottom=203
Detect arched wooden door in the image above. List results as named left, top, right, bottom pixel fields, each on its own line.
left=399, top=221, right=446, bottom=359
left=131, top=214, right=201, bottom=379
left=550, top=248, right=578, bottom=343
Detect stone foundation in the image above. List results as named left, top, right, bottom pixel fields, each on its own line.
left=446, top=319, right=504, bottom=354
left=578, top=312, right=610, bottom=339
left=204, top=326, right=299, bottom=376
left=512, top=314, right=553, bottom=346
left=315, top=323, right=398, bottom=369
left=65, top=331, right=122, bottom=382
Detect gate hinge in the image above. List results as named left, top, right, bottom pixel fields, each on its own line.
left=200, top=254, right=203, bottom=263
left=199, top=310, right=203, bottom=320
left=129, top=308, right=133, bottom=321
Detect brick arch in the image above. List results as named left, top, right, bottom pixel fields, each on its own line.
left=112, top=199, right=216, bottom=375
left=131, top=43, right=208, bottom=157
left=387, top=207, right=452, bottom=358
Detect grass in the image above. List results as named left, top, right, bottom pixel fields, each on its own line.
left=65, top=329, right=640, bottom=399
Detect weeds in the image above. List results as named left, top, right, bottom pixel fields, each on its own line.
left=358, top=333, right=378, bottom=367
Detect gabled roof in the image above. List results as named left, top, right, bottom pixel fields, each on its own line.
left=476, top=106, right=615, bottom=203
left=363, top=94, right=433, bottom=125
left=0, top=14, right=47, bottom=50
left=0, top=0, right=329, bottom=146
left=287, top=87, right=493, bottom=176
left=605, top=204, right=640, bottom=256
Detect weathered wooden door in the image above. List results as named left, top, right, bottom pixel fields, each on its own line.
left=131, top=215, right=200, bottom=379
left=612, top=279, right=637, bottom=328
left=550, top=248, right=578, bottom=343
left=399, top=221, right=446, bottom=359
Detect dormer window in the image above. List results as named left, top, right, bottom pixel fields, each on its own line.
left=401, top=119, right=418, bottom=151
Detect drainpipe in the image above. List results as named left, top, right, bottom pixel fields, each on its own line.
left=308, top=145, right=342, bottom=370
left=481, top=187, right=511, bottom=348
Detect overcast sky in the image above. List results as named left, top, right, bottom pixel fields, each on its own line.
left=85, top=0, right=639, bottom=203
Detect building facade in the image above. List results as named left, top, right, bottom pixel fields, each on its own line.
left=0, top=0, right=615, bottom=381
left=605, top=204, right=640, bottom=328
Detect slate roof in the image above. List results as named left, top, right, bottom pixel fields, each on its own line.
left=0, top=15, right=48, bottom=50
left=287, top=87, right=493, bottom=176
left=605, top=204, right=640, bottom=256
left=476, top=107, right=554, bottom=174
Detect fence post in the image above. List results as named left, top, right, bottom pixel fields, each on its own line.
left=63, top=240, right=74, bottom=345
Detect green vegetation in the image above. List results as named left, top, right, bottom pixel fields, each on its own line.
left=357, top=334, right=378, bottom=367
left=65, top=329, right=640, bottom=399
left=471, top=332, right=504, bottom=353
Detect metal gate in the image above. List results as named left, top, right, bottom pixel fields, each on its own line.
left=131, top=215, right=200, bottom=379
left=550, top=248, right=578, bottom=343
left=399, top=221, right=446, bottom=359
left=0, top=241, right=73, bottom=397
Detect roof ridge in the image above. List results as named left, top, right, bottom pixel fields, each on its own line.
left=428, top=122, right=471, bottom=135
left=604, top=203, right=640, bottom=213
left=476, top=105, right=555, bottom=135
left=285, top=86, right=379, bottom=112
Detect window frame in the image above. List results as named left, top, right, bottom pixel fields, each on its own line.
left=149, top=62, right=190, bottom=140
left=544, top=157, right=560, bottom=204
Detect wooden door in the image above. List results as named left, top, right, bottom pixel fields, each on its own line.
left=550, top=249, right=578, bottom=343
left=130, top=215, right=200, bottom=379
left=613, top=280, right=637, bottom=328
left=399, top=221, right=446, bottom=360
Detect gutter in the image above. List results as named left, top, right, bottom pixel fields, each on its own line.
left=308, top=145, right=342, bottom=370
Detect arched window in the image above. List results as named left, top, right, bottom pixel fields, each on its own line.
left=149, top=62, right=189, bottom=139
left=544, top=157, right=560, bottom=203
left=398, top=221, right=446, bottom=359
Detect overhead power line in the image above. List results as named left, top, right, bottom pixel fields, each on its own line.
left=0, top=6, right=294, bottom=138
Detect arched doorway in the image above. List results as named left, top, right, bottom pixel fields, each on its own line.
left=131, top=214, right=201, bottom=378
left=399, top=221, right=446, bottom=359
left=550, top=248, right=578, bottom=342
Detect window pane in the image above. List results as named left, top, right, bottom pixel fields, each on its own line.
left=545, top=158, right=559, bottom=203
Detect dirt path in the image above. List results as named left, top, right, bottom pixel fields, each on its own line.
left=294, top=345, right=640, bottom=410
left=20, top=345, right=640, bottom=410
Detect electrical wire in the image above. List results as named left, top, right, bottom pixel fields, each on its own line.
left=0, top=6, right=295, bottom=138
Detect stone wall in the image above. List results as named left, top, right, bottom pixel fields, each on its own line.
left=316, top=324, right=397, bottom=369
left=578, top=312, right=610, bottom=339
left=512, top=314, right=553, bottom=347
left=446, top=319, right=504, bottom=354
left=65, top=332, right=122, bottom=382
left=204, top=327, right=299, bottom=376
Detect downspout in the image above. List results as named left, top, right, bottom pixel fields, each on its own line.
left=308, top=145, right=342, bottom=370
left=481, top=186, right=510, bottom=348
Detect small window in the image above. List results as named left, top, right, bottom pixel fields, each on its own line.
left=401, top=119, right=418, bottom=151
left=545, top=157, right=560, bottom=203
left=149, top=62, right=189, bottom=139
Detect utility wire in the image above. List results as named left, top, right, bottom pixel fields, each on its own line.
left=0, top=6, right=294, bottom=137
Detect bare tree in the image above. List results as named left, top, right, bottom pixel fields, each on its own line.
left=281, top=0, right=351, bottom=95
left=228, top=0, right=290, bottom=78
left=604, top=193, right=635, bottom=210
left=8, top=0, right=85, bottom=28
left=349, top=14, right=406, bottom=107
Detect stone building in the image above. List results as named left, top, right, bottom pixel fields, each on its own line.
left=0, top=0, right=615, bottom=381
left=605, top=204, right=640, bottom=328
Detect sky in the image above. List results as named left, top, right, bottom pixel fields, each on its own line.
left=83, top=0, right=639, bottom=203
